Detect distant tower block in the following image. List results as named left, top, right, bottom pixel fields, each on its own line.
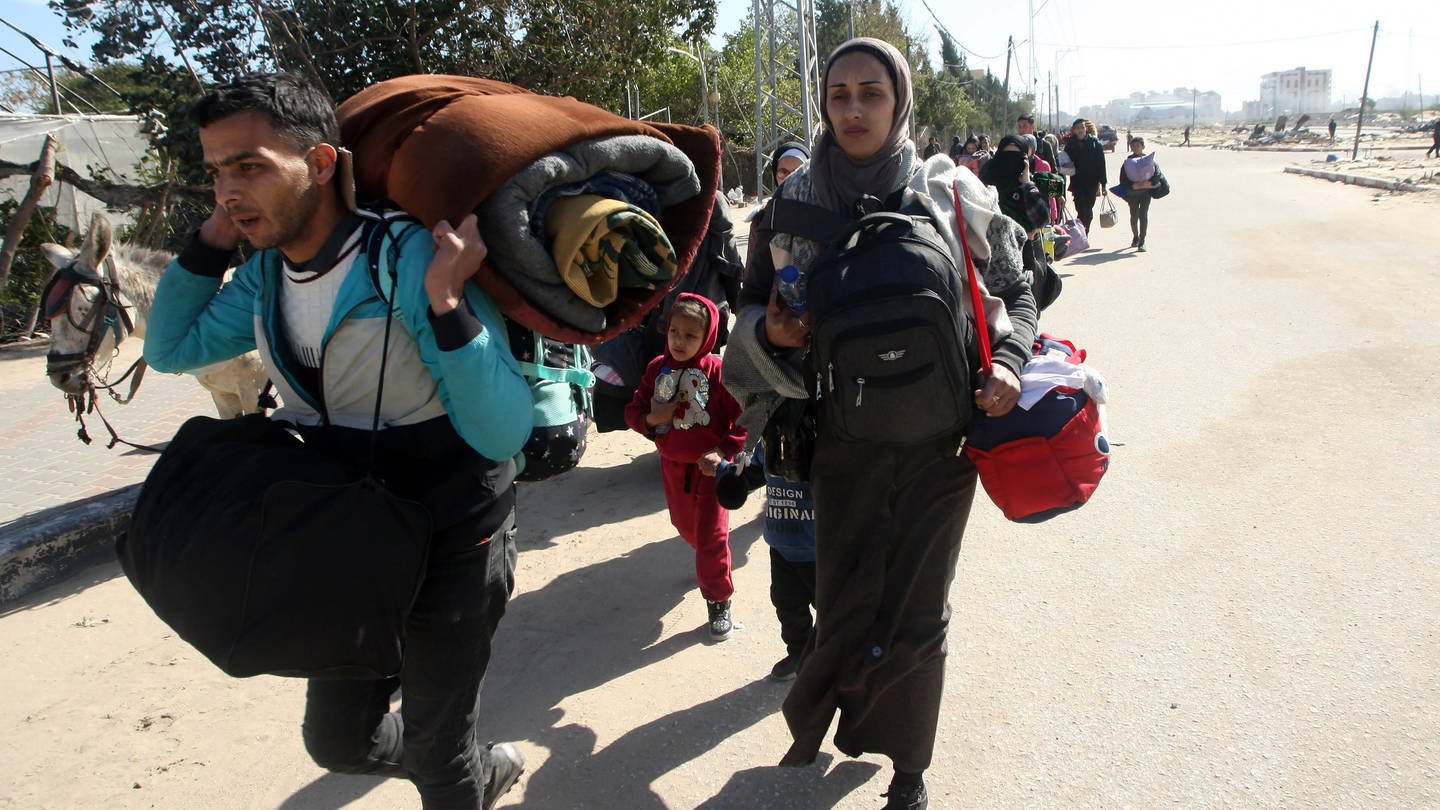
left=753, top=0, right=822, bottom=198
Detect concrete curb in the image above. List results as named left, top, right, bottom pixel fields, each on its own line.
left=0, top=485, right=137, bottom=605
left=1283, top=165, right=1440, bottom=192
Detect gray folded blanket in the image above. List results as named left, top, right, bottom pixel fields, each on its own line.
left=477, top=135, right=701, bottom=333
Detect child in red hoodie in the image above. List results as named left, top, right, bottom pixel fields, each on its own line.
left=626, top=293, right=747, bottom=639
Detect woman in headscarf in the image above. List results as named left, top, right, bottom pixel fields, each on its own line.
left=981, top=134, right=1050, bottom=236
left=770, top=141, right=810, bottom=188
left=725, top=37, right=1037, bottom=810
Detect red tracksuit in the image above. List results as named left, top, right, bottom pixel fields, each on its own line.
left=625, top=294, right=747, bottom=601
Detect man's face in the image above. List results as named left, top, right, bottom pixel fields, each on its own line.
left=200, top=110, right=327, bottom=257
left=1017, top=118, right=1035, bottom=136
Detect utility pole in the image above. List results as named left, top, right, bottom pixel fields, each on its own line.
left=754, top=0, right=822, bottom=198
left=1191, top=88, right=1197, bottom=131
left=1001, top=36, right=1013, bottom=129
left=1048, top=70, right=1059, bottom=131
left=1027, top=0, right=1036, bottom=122
left=1353, top=20, right=1378, bottom=160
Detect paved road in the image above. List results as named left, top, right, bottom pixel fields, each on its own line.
left=0, top=341, right=216, bottom=526
left=2, top=146, right=1438, bottom=809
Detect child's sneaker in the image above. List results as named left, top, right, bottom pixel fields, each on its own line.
left=769, top=652, right=801, bottom=681
left=707, top=600, right=733, bottom=640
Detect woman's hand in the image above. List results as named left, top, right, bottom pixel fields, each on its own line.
left=426, top=215, right=487, bottom=314
left=764, top=282, right=811, bottom=348
left=974, top=364, right=1022, bottom=416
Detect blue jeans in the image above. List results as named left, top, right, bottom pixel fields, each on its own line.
left=301, top=504, right=517, bottom=808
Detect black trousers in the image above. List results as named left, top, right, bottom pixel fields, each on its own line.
left=1072, top=183, right=1099, bottom=234
left=1127, top=193, right=1152, bottom=244
left=770, top=547, right=817, bottom=656
left=301, top=505, right=517, bottom=808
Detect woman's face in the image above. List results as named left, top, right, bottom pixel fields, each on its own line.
left=964, top=142, right=977, bottom=154
left=1071, top=122, right=1086, bottom=138
left=825, top=51, right=897, bottom=162
left=774, top=155, right=804, bottom=185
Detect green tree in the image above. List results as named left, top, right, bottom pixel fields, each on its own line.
left=0, top=61, right=152, bottom=115
left=52, top=0, right=718, bottom=108
left=815, top=0, right=904, bottom=60
left=0, top=200, right=72, bottom=340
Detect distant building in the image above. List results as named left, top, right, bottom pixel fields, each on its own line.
left=1077, top=88, right=1221, bottom=126
left=1257, top=67, right=1331, bottom=117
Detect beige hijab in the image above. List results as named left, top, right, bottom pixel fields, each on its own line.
left=811, top=37, right=916, bottom=214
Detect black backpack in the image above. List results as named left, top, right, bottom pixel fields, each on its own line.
left=769, top=194, right=977, bottom=445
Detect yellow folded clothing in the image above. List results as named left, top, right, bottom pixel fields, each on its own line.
left=547, top=194, right=678, bottom=308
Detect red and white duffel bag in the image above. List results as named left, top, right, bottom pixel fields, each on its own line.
left=952, top=182, right=1111, bottom=522
left=964, top=334, right=1110, bottom=522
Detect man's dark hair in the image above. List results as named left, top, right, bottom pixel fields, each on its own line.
left=1017, top=113, right=1036, bottom=124
left=189, top=73, right=339, bottom=151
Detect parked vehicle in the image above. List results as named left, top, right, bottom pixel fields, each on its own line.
left=1098, top=124, right=1118, bottom=152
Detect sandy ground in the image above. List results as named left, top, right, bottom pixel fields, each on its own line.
left=1128, top=122, right=1440, bottom=189
left=2, top=145, right=1438, bottom=809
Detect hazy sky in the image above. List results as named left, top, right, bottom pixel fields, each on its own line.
left=3, top=0, right=1436, bottom=115
left=710, top=0, right=1438, bottom=113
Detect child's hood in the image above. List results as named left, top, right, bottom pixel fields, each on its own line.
left=665, top=292, right=720, bottom=367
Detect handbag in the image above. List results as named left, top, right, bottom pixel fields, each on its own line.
left=1097, top=195, right=1118, bottom=228
left=1058, top=204, right=1089, bottom=253
left=120, top=253, right=432, bottom=680
left=951, top=186, right=1112, bottom=522
left=1023, top=237, right=1062, bottom=311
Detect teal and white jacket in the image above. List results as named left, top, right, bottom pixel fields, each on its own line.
left=144, top=215, right=534, bottom=465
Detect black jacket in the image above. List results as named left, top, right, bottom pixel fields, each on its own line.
left=1064, top=135, right=1108, bottom=186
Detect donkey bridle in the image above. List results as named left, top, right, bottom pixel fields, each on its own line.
left=41, top=253, right=139, bottom=381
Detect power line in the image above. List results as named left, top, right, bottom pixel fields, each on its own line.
left=0, top=15, right=125, bottom=102
left=915, top=0, right=1006, bottom=61
left=0, top=44, right=105, bottom=114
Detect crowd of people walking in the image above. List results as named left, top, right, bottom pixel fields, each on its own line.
left=107, top=29, right=1182, bottom=810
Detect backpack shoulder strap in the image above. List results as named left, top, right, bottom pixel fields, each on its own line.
left=763, top=197, right=852, bottom=244
left=359, top=207, right=427, bottom=304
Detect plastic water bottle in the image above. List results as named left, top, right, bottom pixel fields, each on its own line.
left=653, top=366, right=676, bottom=434
left=777, top=265, right=807, bottom=315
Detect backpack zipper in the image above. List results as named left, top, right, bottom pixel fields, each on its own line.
left=855, top=377, right=864, bottom=406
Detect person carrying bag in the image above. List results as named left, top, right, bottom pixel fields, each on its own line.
left=134, top=73, right=535, bottom=810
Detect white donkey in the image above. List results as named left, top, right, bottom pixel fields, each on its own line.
left=41, top=212, right=268, bottom=419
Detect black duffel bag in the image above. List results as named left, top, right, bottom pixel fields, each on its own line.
left=120, top=413, right=431, bottom=679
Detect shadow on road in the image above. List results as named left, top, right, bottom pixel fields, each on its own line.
left=1063, top=249, right=1138, bottom=267
left=276, top=771, right=387, bottom=810
left=514, top=446, right=663, bottom=545
left=0, top=558, right=122, bottom=619
left=698, top=754, right=882, bottom=809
